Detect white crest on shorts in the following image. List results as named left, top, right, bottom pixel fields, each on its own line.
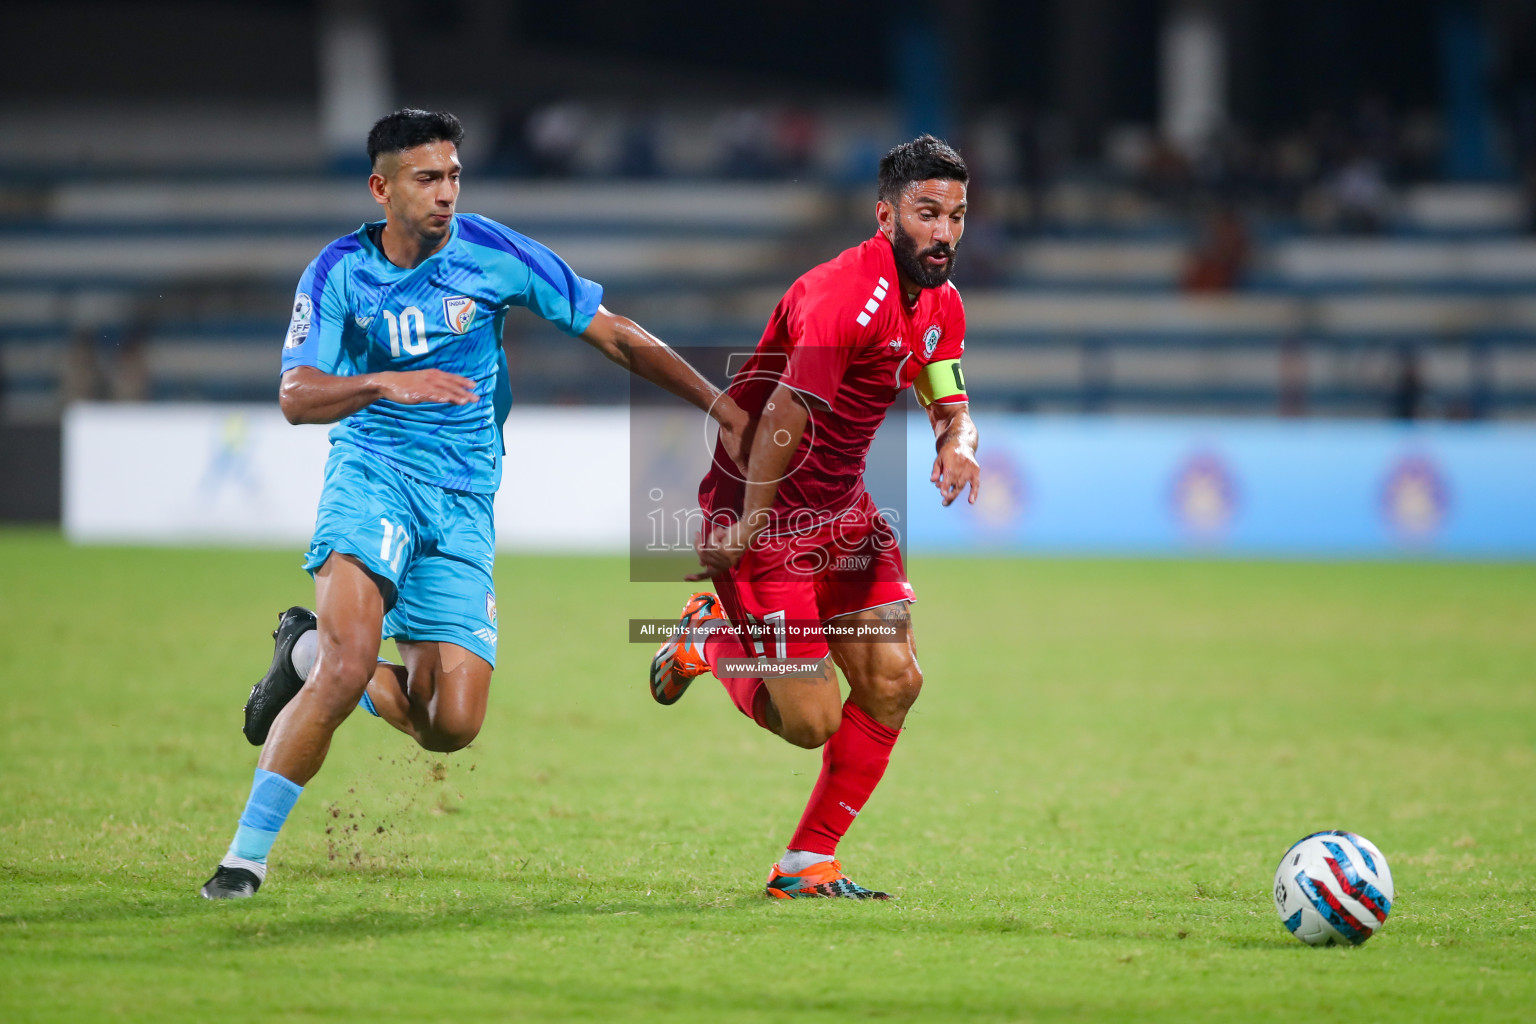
left=284, top=293, right=313, bottom=349
left=922, top=324, right=941, bottom=358
left=485, top=591, right=497, bottom=624
left=443, top=296, right=476, bottom=334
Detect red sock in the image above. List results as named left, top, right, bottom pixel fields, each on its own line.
left=704, top=630, right=771, bottom=730
left=788, top=701, right=900, bottom=856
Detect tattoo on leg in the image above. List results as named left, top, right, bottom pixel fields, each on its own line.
left=875, top=603, right=911, bottom=629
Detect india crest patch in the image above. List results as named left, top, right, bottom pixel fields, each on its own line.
left=443, top=296, right=477, bottom=334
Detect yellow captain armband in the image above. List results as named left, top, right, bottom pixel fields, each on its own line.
left=915, top=358, right=967, bottom=407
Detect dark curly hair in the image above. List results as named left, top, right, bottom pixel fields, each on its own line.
left=877, top=134, right=968, bottom=204
left=366, top=108, right=465, bottom=167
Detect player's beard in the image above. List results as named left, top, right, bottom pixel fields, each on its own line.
left=891, top=217, right=958, bottom=290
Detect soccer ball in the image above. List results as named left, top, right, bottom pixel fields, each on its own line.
left=1272, top=831, right=1394, bottom=946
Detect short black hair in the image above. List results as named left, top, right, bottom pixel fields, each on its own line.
left=367, top=108, right=465, bottom=167
left=878, top=134, right=968, bottom=204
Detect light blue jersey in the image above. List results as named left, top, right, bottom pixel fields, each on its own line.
left=281, top=213, right=603, bottom=493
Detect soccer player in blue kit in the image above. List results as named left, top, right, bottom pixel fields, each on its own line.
left=200, top=109, right=747, bottom=898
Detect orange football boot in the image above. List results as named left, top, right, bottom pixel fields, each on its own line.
left=765, top=859, right=891, bottom=900
left=649, top=592, right=726, bottom=705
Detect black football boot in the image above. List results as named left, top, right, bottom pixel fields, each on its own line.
left=242, top=606, right=318, bottom=746
left=199, top=864, right=262, bottom=899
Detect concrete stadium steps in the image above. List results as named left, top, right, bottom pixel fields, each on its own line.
left=34, top=181, right=838, bottom=232
left=3, top=176, right=1534, bottom=417
left=7, top=292, right=1536, bottom=420
left=1008, top=239, right=1536, bottom=291
left=8, top=290, right=1536, bottom=340
left=9, top=227, right=1536, bottom=294
left=0, top=232, right=813, bottom=286
left=0, top=331, right=634, bottom=415
left=10, top=341, right=1530, bottom=419
left=959, top=344, right=1536, bottom=405
left=12, top=290, right=1536, bottom=341
left=959, top=293, right=1536, bottom=337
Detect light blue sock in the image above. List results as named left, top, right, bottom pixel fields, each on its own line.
left=222, top=768, right=303, bottom=877
left=357, top=659, right=391, bottom=718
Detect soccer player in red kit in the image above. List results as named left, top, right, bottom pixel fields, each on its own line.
left=648, top=135, right=981, bottom=898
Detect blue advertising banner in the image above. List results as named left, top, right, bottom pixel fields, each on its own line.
left=905, top=416, right=1536, bottom=558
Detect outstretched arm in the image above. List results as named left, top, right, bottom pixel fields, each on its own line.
left=580, top=306, right=748, bottom=469
left=927, top=400, right=979, bottom=506
left=278, top=365, right=478, bottom=425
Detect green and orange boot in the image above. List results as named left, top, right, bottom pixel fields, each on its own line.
left=649, top=592, right=727, bottom=705
left=765, top=859, right=892, bottom=900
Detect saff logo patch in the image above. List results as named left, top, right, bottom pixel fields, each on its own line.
left=922, top=325, right=941, bottom=358
left=443, top=296, right=477, bottom=334
left=284, top=293, right=313, bottom=349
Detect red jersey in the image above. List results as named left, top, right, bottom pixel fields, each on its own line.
left=699, top=232, right=968, bottom=531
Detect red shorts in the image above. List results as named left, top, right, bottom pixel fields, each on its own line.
left=713, top=491, right=915, bottom=661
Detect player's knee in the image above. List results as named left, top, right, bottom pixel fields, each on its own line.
left=872, top=661, right=923, bottom=716
left=419, top=708, right=483, bottom=753
left=780, top=705, right=841, bottom=749
left=307, top=652, right=375, bottom=711
left=419, top=727, right=477, bottom=753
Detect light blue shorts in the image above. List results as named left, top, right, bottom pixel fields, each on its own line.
left=304, top=443, right=498, bottom=667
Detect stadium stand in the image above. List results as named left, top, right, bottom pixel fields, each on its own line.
left=2, top=107, right=1534, bottom=422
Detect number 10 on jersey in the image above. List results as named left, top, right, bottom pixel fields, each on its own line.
left=383, top=306, right=428, bottom=357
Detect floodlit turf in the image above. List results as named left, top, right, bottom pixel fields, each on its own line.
left=1, top=528, right=1533, bottom=1022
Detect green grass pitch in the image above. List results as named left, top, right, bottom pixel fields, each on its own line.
left=1, top=528, right=1533, bottom=1021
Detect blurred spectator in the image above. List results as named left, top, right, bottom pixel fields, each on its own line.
left=1278, top=336, right=1308, bottom=417
left=837, top=132, right=885, bottom=186
left=774, top=108, right=818, bottom=178
left=1347, top=95, right=1400, bottom=168
left=1112, top=92, right=1427, bottom=232
left=1181, top=205, right=1251, bottom=292
left=1524, top=163, right=1536, bottom=235
left=112, top=318, right=150, bottom=402
left=63, top=327, right=106, bottom=404
left=62, top=311, right=150, bottom=405
left=1140, top=139, right=1196, bottom=209
left=1273, top=129, right=1319, bottom=208
left=527, top=101, right=588, bottom=178
left=952, top=189, right=1008, bottom=288
left=484, top=104, right=533, bottom=177
left=1496, top=14, right=1536, bottom=233
left=1329, top=152, right=1392, bottom=234
left=1011, top=103, right=1057, bottom=231
left=1389, top=344, right=1424, bottom=420
left=716, top=107, right=776, bottom=179
left=614, top=110, right=660, bottom=178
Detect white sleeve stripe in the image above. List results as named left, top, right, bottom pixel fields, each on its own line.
left=856, top=311, right=871, bottom=326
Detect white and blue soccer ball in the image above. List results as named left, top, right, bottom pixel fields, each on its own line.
left=1273, top=831, right=1394, bottom=946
